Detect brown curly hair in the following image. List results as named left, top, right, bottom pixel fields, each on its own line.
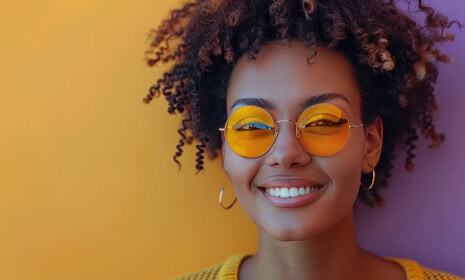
left=143, top=0, right=459, bottom=206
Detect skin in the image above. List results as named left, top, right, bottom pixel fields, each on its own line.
left=222, top=41, right=405, bottom=280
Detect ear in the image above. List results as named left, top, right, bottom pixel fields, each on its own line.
left=362, top=116, right=383, bottom=173
left=221, top=134, right=225, bottom=158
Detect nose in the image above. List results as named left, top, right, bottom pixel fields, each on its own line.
left=264, top=121, right=312, bottom=169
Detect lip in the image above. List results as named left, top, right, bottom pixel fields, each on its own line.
left=260, top=177, right=322, bottom=189
left=257, top=177, right=326, bottom=208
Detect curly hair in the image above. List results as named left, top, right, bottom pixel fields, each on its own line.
left=143, top=0, right=459, bottom=206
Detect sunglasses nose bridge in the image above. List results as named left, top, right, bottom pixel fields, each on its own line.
left=275, top=119, right=299, bottom=138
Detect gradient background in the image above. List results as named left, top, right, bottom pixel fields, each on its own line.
left=0, top=0, right=463, bottom=279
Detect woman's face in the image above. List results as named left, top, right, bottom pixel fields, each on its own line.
left=223, top=41, right=383, bottom=241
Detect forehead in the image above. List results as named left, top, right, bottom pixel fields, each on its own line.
left=226, top=41, right=361, bottom=117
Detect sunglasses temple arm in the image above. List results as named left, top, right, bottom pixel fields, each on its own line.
left=349, top=124, right=365, bottom=128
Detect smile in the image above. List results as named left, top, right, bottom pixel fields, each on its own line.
left=258, top=184, right=326, bottom=208
left=264, top=186, right=323, bottom=198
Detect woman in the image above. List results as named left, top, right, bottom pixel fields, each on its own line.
left=144, top=0, right=462, bottom=279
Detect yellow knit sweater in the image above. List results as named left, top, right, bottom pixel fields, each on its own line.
left=171, top=254, right=464, bottom=280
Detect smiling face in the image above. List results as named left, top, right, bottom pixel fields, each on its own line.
left=223, top=41, right=382, bottom=241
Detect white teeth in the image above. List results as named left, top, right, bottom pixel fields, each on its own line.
left=289, top=187, right=299, bottom=197
left=274, top=188, right=280, bottom=196
left=265, top=186, right=322, bottom=198
left=280, top=188, right=289, bottom=198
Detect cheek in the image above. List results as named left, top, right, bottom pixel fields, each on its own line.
left=222, top=145, right=262, bottom=219
left=222, top=145, right=258, bottom=193
left=330, top=158, right=361, bottom=193
left=326, top=133, right=365, bottom=201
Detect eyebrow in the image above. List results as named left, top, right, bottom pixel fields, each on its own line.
left=230, top=92, right=350, bottom=110
left=231, top=97, right=275, bottom=110
left=301, top=92, right=350, bottom=108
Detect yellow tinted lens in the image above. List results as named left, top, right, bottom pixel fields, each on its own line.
left=297, top=103, right=350, bottom=156
left=225, top=106, right=275, bottom=157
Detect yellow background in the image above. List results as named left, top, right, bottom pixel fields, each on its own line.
left=0, top=1, right=256, bottom=279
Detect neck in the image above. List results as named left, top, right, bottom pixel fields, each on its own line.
left=242, top=211, right=365, bottom=280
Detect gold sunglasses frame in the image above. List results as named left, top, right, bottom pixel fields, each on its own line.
left=219, top=103, right=365, bottom=158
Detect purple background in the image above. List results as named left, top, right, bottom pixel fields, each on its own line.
left=354, top=0, right=465, bottom=276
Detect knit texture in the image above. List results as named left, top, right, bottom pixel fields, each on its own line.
left=171, top=254, right=464, bottom=280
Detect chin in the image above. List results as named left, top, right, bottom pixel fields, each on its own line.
left=272, top=234, right=311, bottom=242
left=263, top=222, right=327, bottom=241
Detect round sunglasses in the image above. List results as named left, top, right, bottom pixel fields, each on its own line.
left=219, top=103, right=364, bottom=158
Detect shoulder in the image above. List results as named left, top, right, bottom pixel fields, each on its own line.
left=422, top=267, right=464, bottom=280
left=386, top=257, right=464, bottom=280
left=170, top=254, right=250, bottom=280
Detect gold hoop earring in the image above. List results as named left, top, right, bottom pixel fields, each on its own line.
left=219, top=187, right=237, bottom=210
left=361, top=164, right=376, bottom=191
